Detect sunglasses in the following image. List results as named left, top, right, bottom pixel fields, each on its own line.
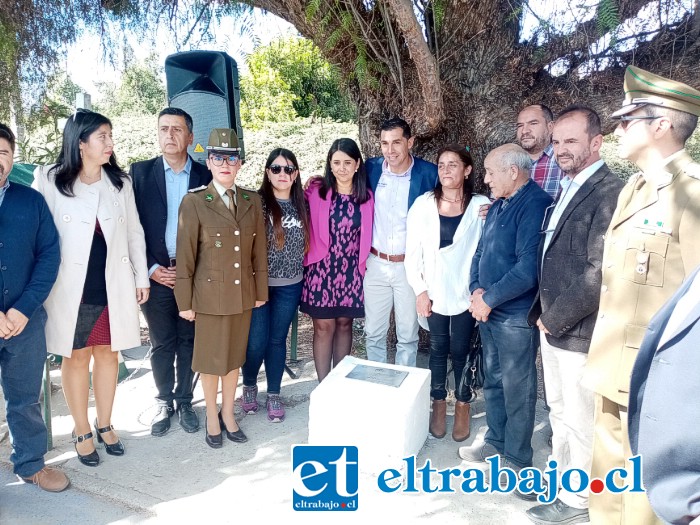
left=210, top=155, right=240, bottom=166
left=268, top=164, right=296, bottom=175
left=618, top=115, right=660, bottom=130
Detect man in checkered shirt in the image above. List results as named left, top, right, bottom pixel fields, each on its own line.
left=516, top=104, right=563, bottom=200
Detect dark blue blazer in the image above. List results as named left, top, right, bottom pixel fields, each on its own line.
left=628, top=264, right=700, bottom=524
left=130, top=156, right=212, bottom=271
left=0, top=183, right=60, bottom=318
left=366, top=156, right=438, bottom=210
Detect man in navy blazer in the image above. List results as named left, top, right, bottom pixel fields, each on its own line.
left=0, top=124, right=68, bottom=492
left=363, top=117, right=438, bottom=367
left=629, top=264, right=700, bottom=525
left=131, top=108, right=212, bottom=436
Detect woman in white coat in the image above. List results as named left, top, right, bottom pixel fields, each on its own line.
left=34, top=110, right=149, bottom=467
left=405, top=144, right=489, bottom=442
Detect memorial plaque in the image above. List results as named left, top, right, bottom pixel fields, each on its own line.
left=346, top=363, right=408, bottom=388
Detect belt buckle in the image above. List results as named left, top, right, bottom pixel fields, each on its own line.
left=383, top=252, right=390, bottom=261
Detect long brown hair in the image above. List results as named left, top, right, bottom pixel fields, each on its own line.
left=259, top=148, right=310, bottom=253
left=434, top=144, right=475, bottom=212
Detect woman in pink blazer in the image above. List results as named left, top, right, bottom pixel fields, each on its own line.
left=301, top=138, right=373, bottom=381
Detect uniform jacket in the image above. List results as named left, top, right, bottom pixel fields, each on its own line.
left=130, top=155, right=212, bottom=270
left=174, top=182, right=268, bottom=315
left=0, top=183, right=60, bottom=319
left=33, top=165, right=150, bottom=357
left=304, top=181, right=374, bottom=276
left=366, top=156, right=438, bottom=210
left=583, top=151, right=700, bottom=405
left=629, top=264, right=700, bottom=525
left=528, top=164, right=624, bottom=353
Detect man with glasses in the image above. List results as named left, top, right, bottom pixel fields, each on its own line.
left=460, top=144, right=551, bottom=484
left=582, top=66, right=700, bottom=525
left=525, top=106, right=623, bottom=524
left=131, top=108, right=212, bottom=437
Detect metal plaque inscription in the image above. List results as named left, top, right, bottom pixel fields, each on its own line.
left=345, top=364, right=408, bottom=388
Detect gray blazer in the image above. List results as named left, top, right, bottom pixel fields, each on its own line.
left=528, top=163, right=624, bottom=353
left=629, top=264, right=700, bottom=525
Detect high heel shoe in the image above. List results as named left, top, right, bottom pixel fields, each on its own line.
left=218, top=412, right=248, bottom=443
left=205, top=416, right=223, bottom=449
left=72, top=431, right=100, bottom=467
left=94, top=419, right=125, bottom=456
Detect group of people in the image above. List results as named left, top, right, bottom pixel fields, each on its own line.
left=0, top=64, right=699, bottom=525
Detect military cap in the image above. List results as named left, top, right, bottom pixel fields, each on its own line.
left=207, top=128, right=241, bottom=152
left=611, top=65, right=700, bottom=118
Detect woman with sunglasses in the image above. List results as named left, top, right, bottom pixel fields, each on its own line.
left=33, top=110, right=149, bottom=466
left=301, top=138, right=373, bottom=381
left=241, top=149, right=310, bottom=422
left=405, top=144, right=489, bottom=441
left=175, top=129, right=268, bottom=448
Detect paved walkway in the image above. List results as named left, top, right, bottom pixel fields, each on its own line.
left=0, top=346, right=559, bottom=525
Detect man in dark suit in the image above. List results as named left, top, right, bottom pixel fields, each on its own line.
left=526, top=106, right=623, bottom=524
left=629, top=264, right=700, bottom=525
left=0, top=124, right=68, bottom=491
left=131, top=108, right=212, bottom=436
left=363, top=117, right=438, bottom=367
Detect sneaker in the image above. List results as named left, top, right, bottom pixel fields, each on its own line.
left=241, top=385, right=259, bottom=414
left=266, top=394, right=285, bottom=422
left=458, top=441, right=501, bottom=464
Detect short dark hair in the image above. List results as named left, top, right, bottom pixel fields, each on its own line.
left=380, top=117, right=411, bottom=139
left=557, top=104, right=602, bottom=138
left=0, top=123, right=15, bottom=152
left=643, top=105, right=698, bottom=144
left=158, top=107, right=194, bottom=134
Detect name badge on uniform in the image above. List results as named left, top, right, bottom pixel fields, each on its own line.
left=635, top=217, right=672, bottom=235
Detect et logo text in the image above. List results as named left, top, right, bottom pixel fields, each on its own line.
left=291, top=445, right=359, bottom=511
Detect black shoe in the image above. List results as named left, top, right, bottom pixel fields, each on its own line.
left=218, top=412, right=248, bottom=443
left=151, top=405, right=174, bottom=437
left=176, top=402, right=199, bottom=433
left=72, top=431, right=100, bottom=467
left=525, top=498, right=589, bottom=525
left=94, top=419, right=125, bottom=456
left=205, top=416, right=223, bottom=449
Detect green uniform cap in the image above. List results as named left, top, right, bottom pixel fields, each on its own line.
left=206, top=128, right=241, bottom=153
left=611, top=65, right=700, bottom=118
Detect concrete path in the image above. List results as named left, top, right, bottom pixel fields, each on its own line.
left=0, top=347, right=561, bottom=525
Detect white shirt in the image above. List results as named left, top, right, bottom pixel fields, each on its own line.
left=659, top=269, right=700, bottom=348
left=542, top=159, right=603, bottom=258
left=212, top=180, right=237, bottom=208
left=405, top=192, right=490, bottom=317
left=372, top=158, right=413, bottom=254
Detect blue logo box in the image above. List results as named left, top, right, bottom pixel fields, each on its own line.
left=291, top=445, right=359, bottom=511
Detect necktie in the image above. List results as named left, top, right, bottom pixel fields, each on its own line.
left=226, top=189, right=236, bottom=217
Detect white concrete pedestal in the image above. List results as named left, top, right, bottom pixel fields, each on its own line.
left=308, top=356, right=430, bottom=473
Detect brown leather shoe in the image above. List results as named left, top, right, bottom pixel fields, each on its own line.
left=21, top=466, right=70, bottom=492
left=452, top=400, right=471, bottom=442
left=429, top=399, right=447, bottom=438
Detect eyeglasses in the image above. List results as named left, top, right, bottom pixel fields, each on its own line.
left=209, top=155, right=240, bottom=166
left=618, top=115, right=661, bottom=130
left=437, top=162, right=463, bottom=171
left=268, top=164, right=296, bottom=175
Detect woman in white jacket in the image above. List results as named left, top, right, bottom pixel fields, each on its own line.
left=34, top=110, right=149, bottom=467
left=405, top=144, right=489, bottom=442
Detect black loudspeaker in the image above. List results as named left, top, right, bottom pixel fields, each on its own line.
left=165, top=51, right=245, bottom=164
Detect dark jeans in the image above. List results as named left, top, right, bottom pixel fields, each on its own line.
left=140, top=282, right=195, bottom=406
left=242, top=282, right=302, bottom=394
left=479, top=315, right=538, bottom=467
left=0, top=308, right=48, bottom=477
left=427, top=309, right=476, bottom=403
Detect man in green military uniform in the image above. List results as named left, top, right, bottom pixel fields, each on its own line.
left=583, top=66, right=700, bottom=525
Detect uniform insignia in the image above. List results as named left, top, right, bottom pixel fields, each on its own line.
left=188, top=185, right=207, bottom=193
left=242, top=193, right=250, bottom=201
left=214, top=240, right=223, bottom=248
left=205, top=194, right=214, bottom=202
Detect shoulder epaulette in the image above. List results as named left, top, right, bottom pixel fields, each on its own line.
left=684, top=162, right=700, bottom=180
left=188, top=185, right=207, bottom=193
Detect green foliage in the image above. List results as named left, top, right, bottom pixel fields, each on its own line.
left=95, top=55, right=166, bottom=117
left=431, top=0, right=447, bottom=32
left=597, top=0, right=620, bottom=37
left=240, top=36, right=356, bottom=129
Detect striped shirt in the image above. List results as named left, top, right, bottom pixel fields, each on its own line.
left=530, top=144, right=563, bottom=200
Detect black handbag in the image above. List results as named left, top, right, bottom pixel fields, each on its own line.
left=457, top=325, right=485, bottom=403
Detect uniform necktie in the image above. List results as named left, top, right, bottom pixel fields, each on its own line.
left=226, top=189, right=236, bottom=217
